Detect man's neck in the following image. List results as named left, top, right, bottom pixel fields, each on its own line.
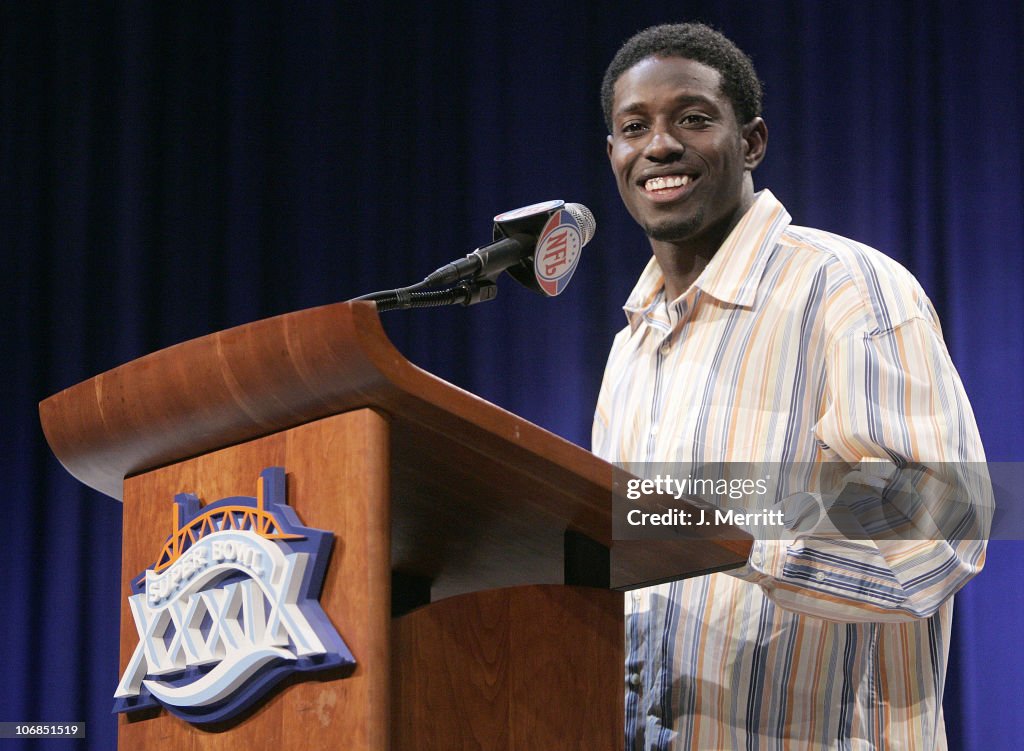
left=649, top=190, right=756, bottom=302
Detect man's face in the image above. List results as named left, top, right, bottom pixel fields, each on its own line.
left=606, top=55, right=763, bottom=248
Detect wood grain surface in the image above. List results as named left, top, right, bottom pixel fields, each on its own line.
left=118, top=410, right=391, bottom=751
left=40, top=301, right=751, bottom=595
left=392, top=585, right=624, bottom=750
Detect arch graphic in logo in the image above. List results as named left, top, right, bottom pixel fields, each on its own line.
left=113, top=467, right=354, bottom=724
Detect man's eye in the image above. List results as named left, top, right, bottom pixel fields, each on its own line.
left=621, top=122, right=647, bottom=135
left=680, top=114, right=710, bottom=126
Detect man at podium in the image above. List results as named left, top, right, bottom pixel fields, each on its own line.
left=593, top=23, right=988, bottom=750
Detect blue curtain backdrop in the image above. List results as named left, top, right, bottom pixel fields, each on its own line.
left=2, top=1, right=1021, bottom=749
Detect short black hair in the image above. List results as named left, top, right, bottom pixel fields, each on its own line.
left=601, top=23, right=763, bottom=132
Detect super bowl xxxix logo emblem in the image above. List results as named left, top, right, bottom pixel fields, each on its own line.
left=114, top=467, right=354, bottom=724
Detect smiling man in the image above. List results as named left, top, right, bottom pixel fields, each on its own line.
left=604, top=51, right=765, bottom=301
left=593, top=23, right=989, bottom=750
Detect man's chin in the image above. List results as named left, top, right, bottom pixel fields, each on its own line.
left=644, top=213, right=704, bottom=244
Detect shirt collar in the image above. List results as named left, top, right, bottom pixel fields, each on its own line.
left=622, top=190, right=791, bottom=330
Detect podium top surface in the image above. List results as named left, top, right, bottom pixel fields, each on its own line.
left=39, top=301, right=750, bottom=592
left=39, top=302, right=606, bottom=500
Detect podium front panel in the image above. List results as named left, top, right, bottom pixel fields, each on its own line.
left=118, top=409, right=391, bottom=751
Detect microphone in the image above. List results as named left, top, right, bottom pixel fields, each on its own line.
left=423, top=200, right=596, bottom=296
left=352, top=200, right=595, bottom=310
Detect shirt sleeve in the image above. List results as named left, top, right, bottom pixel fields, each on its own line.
left=734, top=315, right=992, bottom=623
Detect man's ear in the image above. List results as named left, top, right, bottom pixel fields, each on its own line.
left=606, top=133, right=614, bottom=160
left=742, top=117, right=768, bottom=170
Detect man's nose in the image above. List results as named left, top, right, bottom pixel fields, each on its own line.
left=644, top=128, right=685, bottom=161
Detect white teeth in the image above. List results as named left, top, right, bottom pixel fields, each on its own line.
left=644, top=175, right=691, bottom=191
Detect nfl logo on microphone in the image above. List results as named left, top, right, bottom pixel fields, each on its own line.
left=534, top=209, right=583, bottom=296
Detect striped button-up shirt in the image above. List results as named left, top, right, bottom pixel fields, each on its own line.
left=593, top=191, right=988, bottom=750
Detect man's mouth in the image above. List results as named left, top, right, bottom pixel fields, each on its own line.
left=643, top=175, right=691, bottom=192
left=640, top=173, right=697, bottom=202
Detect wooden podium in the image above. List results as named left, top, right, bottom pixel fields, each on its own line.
left=39, top=301, right=751, bottom=750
